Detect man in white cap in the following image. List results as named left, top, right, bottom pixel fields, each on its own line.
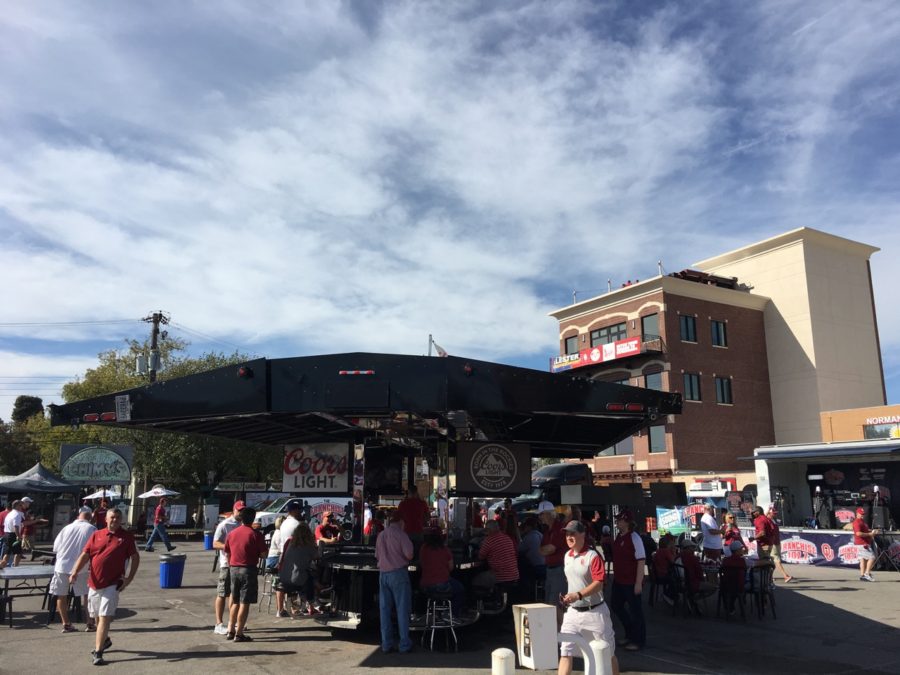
left=51, top=506, right=97, bottom=632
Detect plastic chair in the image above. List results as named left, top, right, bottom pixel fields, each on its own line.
left=749, top=564, right=776, bottom=620
left=421, top=587, right=458, bottom=651
left=716, top=567, right=746, bottom=621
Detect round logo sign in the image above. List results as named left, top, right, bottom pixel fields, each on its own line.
left=470, top=444, right=518, bottom=492
left=821, top=543, right=834, bottom=562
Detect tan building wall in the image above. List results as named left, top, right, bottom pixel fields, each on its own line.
left=820, top=404, right=900, bottom=441
left=696, top=228, right=884, bottom=445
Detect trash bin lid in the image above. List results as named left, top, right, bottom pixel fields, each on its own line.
left=159, top=553, right=187, bottom=561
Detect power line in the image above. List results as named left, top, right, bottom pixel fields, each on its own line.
left=168, top=321, right=264, bottom=358
left=0, top=319, right=139, bottom=327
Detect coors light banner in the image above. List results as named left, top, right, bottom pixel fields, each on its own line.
left=282, top=443, right=352, bottom=495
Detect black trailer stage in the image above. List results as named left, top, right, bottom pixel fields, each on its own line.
left=49, top=353, right=682, bottom=456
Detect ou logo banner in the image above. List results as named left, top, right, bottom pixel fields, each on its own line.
left=821, top=543, right=834, bottom=562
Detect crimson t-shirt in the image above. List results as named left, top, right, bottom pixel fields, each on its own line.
left=612, top=531, right=646, bottom=585
left=852, top=519, right=871, bottom=546
left=224, top=525, right=267, bottom=567
left=315, top=523, right=341, bottom=542
left=753, top=515, right=773, bottom=545
left=397, top=497, right=429, bottom=535
left=419, top=545, right=452, bottom=587
left=654, top=547, right=675, bottom=577
left=541, top=521, right=566, bottom=567
left=154, top=504, right=167, bottom=525
left=82, top=527, right=138, bottom=590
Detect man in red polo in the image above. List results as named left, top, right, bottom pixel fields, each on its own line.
left=224, top=507, right=267, bottom=641
left=852, top=507, right=879, bottom=582
left=749, top=506, right=774, bottom=562
left=69, top=509, right=140, bottom=667
left=473, top=520, right=519, bottom=592
left=611, top=510, right=645, bottom=651
left=396, top=486, right=429, bottom=544
left=539, top=507, right=567, bottom=609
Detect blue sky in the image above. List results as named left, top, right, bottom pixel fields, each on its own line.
left=2, top=1, right=900, bottom=422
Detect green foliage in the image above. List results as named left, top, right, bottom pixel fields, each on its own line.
left=54, top=337, right=282, bottom=491
left=0, top=420, right=40, bottom=475
left=11, top=395, right=44, bottom=424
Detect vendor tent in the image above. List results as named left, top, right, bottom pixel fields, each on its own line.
left=0, top=461, right=79, bottom=494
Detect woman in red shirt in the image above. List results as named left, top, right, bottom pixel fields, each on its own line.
left=419, top=528, right=465, bottom=617
left=722, top=512, right=745, bottom=553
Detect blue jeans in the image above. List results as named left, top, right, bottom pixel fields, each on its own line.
left=379, top=569, right=413, bottom=653
left=611, top=581, right=646, bottom=647
left=146, top=523, right=174, bottom=551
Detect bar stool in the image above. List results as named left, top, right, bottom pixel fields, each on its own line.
left=421, top=588, right=457, bottom=652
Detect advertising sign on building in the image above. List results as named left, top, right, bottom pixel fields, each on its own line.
left=455, top=442, right=531, bottom=496
left=282, top=443, right=352, bottom=495
left=550, top=337, right=642, bottom=373
left=59, top=444, right=134, bottom=485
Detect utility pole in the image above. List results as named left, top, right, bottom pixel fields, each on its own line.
left=142, top=311, right=170, bottom=382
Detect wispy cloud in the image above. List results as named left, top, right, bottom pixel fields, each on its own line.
left=2, top=0, right=900, bottom=419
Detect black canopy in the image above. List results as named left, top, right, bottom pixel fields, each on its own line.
left=49, top=353, right=682, bottom=458
left=0, top=462, right=79, bottom=494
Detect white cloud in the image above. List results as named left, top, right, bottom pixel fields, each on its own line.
left=2, top=0, right=900, bottom=408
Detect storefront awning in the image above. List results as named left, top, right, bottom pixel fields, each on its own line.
left=748, top=440, right=900, bottom=463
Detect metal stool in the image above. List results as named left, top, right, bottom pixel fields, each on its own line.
left=421, top=588, right=457, bottom=652
left=258, top=568, right=277, bottom=614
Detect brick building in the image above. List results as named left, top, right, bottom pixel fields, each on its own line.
left=549, top=227, right=885, bottom=485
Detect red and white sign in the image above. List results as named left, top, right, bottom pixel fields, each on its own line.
left=282, top=443, right=351, bottom=494
left=551, top=337, right=642, bottom=373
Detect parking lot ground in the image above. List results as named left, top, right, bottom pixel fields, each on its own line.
left=2, top=542, right=898, bottom=675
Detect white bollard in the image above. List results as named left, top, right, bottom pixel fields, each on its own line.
left=558, top=632, right=597, bottom=675
left=590, top=639, right=613, bottom=675
left=492, top=647, right=516, bottom=675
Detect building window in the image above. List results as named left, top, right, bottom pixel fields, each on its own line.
left=641, top=313, right=659, bottom=340
left=598, top=435, right=633, bottom=457
left=864, top=423, right=900, bottom=439
left=644, top=372, right=663, bottom=391
left=649, top=425, right=666, bottom=453
left=591, top=322, right=627, bottom=346
left=680, top=315, right=696, bottom=342
left=711, top=320, right=727, bottom=347
left=715, top=377, right=733, bottom=404
left=564, top=335, right=579, bottom=355
left=684, top=373, right=701, bottom=401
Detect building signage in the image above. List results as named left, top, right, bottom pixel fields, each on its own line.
left=59, top=444, right=133, bottom=485
left=865, top=415, right=900, bottom=425
left=282, top=443, right=352, bottom=495
left=550, top=337, right=642, bottom=373
left=455, top=442, right=531, bottom=496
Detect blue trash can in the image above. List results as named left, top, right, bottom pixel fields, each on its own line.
left=159, top=553, right=187, bottom=589
left=203, top=530, right=214, bottom=550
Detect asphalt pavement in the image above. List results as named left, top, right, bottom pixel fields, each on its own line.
left=1, top=541, right=898, bottom=675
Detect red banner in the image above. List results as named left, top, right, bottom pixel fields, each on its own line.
left=551, top=337, right=642, bottom=373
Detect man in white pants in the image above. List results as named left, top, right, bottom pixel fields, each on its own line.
left=558, top=520, right=619, bottom=675
left=69, top=509, right=140, bottom=666
left=51, top=506, right=96, bottom=632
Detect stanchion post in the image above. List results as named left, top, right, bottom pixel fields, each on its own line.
left=491, top=647, right=515, bottom=675
left=558, top=632, right=597, bottom=675
left=590, top=639, right=613, bottom=675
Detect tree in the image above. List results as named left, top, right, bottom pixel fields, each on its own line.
left=56, top=338, right=283, bottom=493
left=0, top=420, right=40, bottom=475
left=11, top=395, right=44, bottom=424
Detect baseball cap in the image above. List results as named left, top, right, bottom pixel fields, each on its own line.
left=21, top=496, right=34, bottom=503
left=730, top=540, right=744, bottom=552
left=615, top=510, right=633, bottom=523
left=287, top=500, right=302, bottom=512
left=232, top=501, right=246, bottom=512
left=537, top=502, right=555, bottom=513
left=79, top=505, right=93, bottom=515
left=563, top=520, right=586, bottom=534
left=856, top=507, right=865, bottom=516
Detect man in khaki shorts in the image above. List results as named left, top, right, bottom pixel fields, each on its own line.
left=51, top=506, right=96, bottom=632
left=69, top=509, right=140, bottom=666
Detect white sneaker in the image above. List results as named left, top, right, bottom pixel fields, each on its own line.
left=213, top=623, right=229, bottom=635
left=861, top=574, right=874, bottom=582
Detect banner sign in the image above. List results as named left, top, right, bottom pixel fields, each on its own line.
left=550, top=337, right=642, bottom=373
left=737, top=527, right=888, bottom=568
left=455, top=442, right=531, bottom=496
left=59, top=444, right=134, bottom=485
left=282, top=443, right=352, bottom=495
left=655, top=504, right=709, bottom=535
